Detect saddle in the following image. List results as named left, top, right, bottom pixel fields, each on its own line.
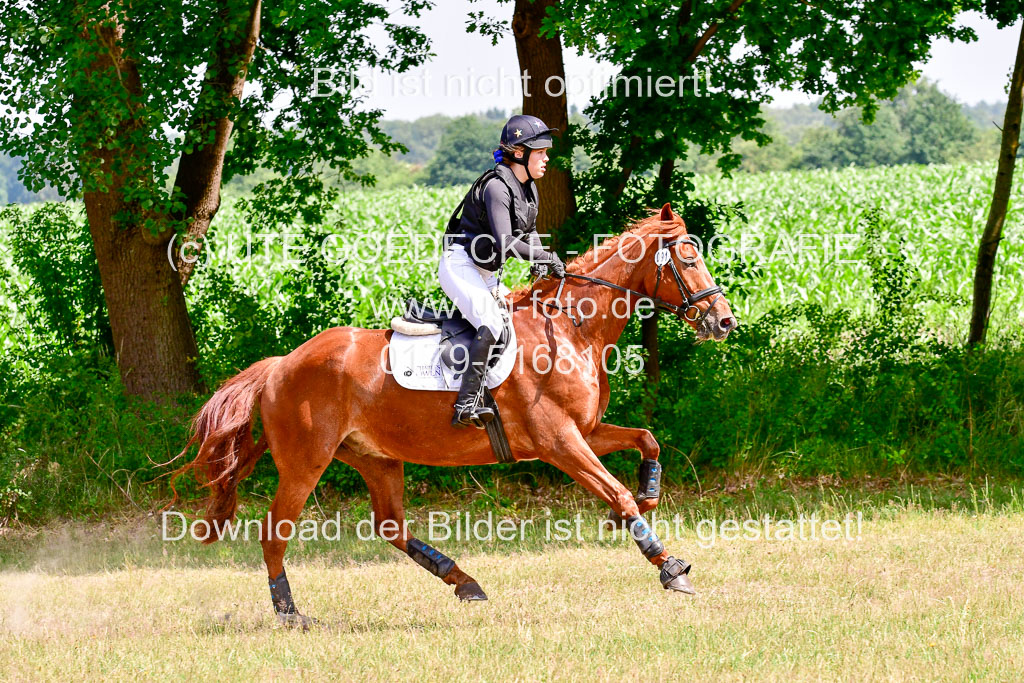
left=392, top=298, right=510, bottom=380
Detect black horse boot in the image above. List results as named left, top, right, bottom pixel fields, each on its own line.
left=451, top=326, right=498, bottom=428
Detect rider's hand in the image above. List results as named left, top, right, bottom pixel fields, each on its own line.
left=531, top=263, right=549, bottom=279
left=549, top=253, right=566, bottom=279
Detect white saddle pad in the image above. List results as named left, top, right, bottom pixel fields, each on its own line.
left=388, top=313, right=518, bottom=392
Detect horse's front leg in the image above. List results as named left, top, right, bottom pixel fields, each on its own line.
left=585, top=422, right=663, bottom=516
left=541, top=426, right=693, bottom=594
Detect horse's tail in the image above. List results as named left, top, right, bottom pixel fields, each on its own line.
left=172, top=356, right=282, bottom=543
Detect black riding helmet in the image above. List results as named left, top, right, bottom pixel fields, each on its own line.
left=499, top=114, right=557, bottom=180
left=500, top=114, right=557, bottom=149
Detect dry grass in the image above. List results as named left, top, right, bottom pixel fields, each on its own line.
left=2, top=494, right=1024, bottom=681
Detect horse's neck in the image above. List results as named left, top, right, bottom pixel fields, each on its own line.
left=576, top=252, right=646, bottom=346
left=518, top=250, right=645, bottom=350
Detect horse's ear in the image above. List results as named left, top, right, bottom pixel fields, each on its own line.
left=659, top=203, right=674, bottom=222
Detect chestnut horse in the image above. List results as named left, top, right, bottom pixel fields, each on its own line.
left=175, top=203, right=735, bottom=627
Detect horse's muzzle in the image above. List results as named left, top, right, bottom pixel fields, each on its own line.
left=697, top=306, right=737, bottom=342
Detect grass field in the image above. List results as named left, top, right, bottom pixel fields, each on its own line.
left=2, top=163, right=1023, bottom=678
left=3, top=483, right=1024, bottom=680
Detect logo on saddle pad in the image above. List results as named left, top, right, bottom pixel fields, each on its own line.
left=404, top=363, right=443, bottom=379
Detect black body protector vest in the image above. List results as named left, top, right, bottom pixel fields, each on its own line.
left=444, top=163, right=539, bottom=271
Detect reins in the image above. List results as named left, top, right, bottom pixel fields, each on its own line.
left=534, top=236, right=724, bottom=328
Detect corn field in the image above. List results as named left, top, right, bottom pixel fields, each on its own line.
left=203, top=161, right=1023, bottom=340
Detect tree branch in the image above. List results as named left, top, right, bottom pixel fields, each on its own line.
left=172, top=0, right=262, bottom=284
left=686, top=0, right=746, bottom=63
left=612, top=0, right=746, bottom=200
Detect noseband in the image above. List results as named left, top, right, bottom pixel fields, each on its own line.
left=540, top=236, right=724, bottom=327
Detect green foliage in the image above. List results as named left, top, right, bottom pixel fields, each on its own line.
left=0, top=353, right=199, bottom=524
left=796, top=125, right=845, bottom=169
left=0, top=154, right=64, bottom=204
left=0, top=0, right=432, bottom=230
left=627, top=308, right=1024, bottom=478
left=0, top=204, right=113, bottom=368
left=835, top=107, right=908, bottom=166
left=731, top=119, right=801, bottom=173
left=346, top=149, right=427, bottom=190
left=381, top=108, right=507, bottom=165
left=895, top=80, right=981, bottom=165
left=541, top=0, right=979, bottom=233
left=185, top=215, right=357, bottom=386
left=696, top=79, right=988, bottom=173
left=424, top=116, right=500, bottom=187
left=381, top=114, right=457, bottom=165
left=690, top=162, right=1024, bottom=333
left=222, top=110, right=511, bottom=196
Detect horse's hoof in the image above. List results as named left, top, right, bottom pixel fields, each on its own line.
left=660, top=556, right=694, bottom=594
left=276, top=612, right=318, bottom=630
left=455, top=581, right=488, bottom=601
left=663, top=573, right=695, bottom=594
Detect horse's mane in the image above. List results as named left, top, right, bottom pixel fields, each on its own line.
left=510, top=207, right=685, bottom=303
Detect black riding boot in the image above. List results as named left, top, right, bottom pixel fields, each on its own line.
left=451, top=327, right=498, bottom=429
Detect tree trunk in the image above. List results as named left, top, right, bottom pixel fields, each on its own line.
left=79, top=19, right=204, bottom=400
left=84, top=202, right=205, bottom=399
left=512, top=0, right=576, bottom=250
left=969, top=21, right=1024, bottom=346
left=657, top=156, right=675, bottom=195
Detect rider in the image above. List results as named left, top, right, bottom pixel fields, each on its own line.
left=439, top=114, right=567, bottom=428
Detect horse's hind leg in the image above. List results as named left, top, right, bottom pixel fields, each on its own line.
left=542, top=426, right=694, bottom=594
left=260, top=449, right=333, bottom=629
left=337, top=447, right=488, bottom=601
left=584, top=423, right=663, bottom=522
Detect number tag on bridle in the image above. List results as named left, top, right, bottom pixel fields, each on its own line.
left=654, top=248, right=671, bottom=267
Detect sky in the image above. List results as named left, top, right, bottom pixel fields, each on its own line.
left=358, top=3, right=1019, bottom=120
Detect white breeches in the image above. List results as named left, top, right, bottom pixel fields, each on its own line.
left=438, top=244, right=508, bottom=338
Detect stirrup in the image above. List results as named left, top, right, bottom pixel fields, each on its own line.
left=452, top=401, right=495, bottom=429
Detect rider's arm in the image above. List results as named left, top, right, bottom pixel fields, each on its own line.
left=525, top=230, right=545, bottom=253
left=482, top=181, right=557, bottom=265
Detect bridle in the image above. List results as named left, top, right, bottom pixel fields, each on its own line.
left=539, top=235, right=725, bottom=328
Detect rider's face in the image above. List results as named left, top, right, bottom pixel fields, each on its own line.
left=529, top=148, right=548, bottom=178
left=517, top=148, right=548, bottom=178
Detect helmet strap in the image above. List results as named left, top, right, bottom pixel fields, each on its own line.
left=512, top=149, right=533, bottom=181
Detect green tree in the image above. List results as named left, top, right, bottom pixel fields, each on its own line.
left=894, top=79, right=978, bottom=165
left=0, top=0, right=429, bottom=400
left=543, top=0, right=979, bottom=245
left=381, top=114, right=457, bottom=165
left=835, top=107, right=907, bottom=167
left=424, top=116, right=497, bottom=187
left=734, top=119, right=799, bottom=172
left=797, top=125, right=844, bottom=169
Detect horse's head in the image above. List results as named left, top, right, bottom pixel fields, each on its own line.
left=637, top=203, right=736, bottom=342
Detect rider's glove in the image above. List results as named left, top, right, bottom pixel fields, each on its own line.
left=530, top=263, right=549, bottom=279
left=548, top=253, right=566, bottom=279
